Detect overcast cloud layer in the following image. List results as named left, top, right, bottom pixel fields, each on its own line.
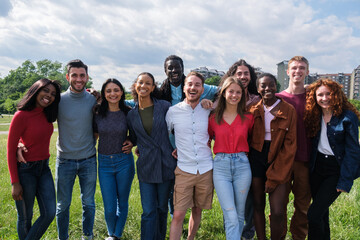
left=0, top=0, right=359, bottom=89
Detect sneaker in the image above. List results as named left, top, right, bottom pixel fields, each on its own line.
left=82, top=235, right=93, bottom=240
left=105, top=237, right=120, bottom=240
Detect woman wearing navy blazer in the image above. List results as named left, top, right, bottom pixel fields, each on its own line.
left=127, top=72, right=177, bottom=240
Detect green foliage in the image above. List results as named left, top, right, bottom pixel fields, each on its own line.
left=349, top=99, right=360, bottom=112
left=3, top=98, right=17, bottom=113
left=125, top=92, right=133, bottom=100
left=205, top=76, right=221, bottom=86
left=0, top=59, right=94, bottom=113
left=86, top=81, right=93, bottom=89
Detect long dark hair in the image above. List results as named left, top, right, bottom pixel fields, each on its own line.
left=17, top=78, right=61, bottom=123
left=131, top=72, right=160, bottom=102
left=94, top=78, right=131, bottom=117
left=214, top=76, right=246, bottom=124
left=222, top=59, right=259, bottom=96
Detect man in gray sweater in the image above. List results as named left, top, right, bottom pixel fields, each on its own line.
left=55, top=59, right=97, bottom=240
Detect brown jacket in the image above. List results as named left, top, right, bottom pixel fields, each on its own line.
left=250, top=98, right=297, bottom=190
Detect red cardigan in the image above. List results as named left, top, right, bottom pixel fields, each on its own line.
left=208, top=113, right=254, bottom=154
left=7, top=108, right=53, bottom=184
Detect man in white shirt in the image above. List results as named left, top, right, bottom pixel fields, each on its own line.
left=166, top=72, right=214, bottom=240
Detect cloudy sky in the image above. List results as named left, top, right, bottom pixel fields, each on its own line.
left=1, top=0, right=360, bottom=90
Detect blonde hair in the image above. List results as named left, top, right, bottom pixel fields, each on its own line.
left=288, top=56, right=309, bottom=69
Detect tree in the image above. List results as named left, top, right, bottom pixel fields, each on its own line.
left=349, top=99, right=360, bottom=112
left=125, top=92, right=133, bottom=100
left=0, top=59, right=93, bottom=113
left=205, top=76, right=221, bottom=86
left=3, top=98, right=16, bottom=113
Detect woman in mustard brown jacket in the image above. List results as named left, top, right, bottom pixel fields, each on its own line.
left=249, top=73, right=297, bottom=240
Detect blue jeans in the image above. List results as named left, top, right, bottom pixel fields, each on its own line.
left=55, top=155, right=97, bottom=240
left=213, top=152, right=252, bottom=240
left=139, top=180, right=172, bottom=240
left=15, top=159, right=56, bottom=240
left=98, top=153, right=135, bottom=238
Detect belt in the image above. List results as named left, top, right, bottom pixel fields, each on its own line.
left=317, top=151, right=336, bottom=160
left=64, top=154, right=96, bottom=162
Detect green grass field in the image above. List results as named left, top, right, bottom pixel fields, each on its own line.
left=0, top=115, right=12, bottom=123
left=0, top=115, right=12, bottom=132
left=0, top=118, right=360, bottom=239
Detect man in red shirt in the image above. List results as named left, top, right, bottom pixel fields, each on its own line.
left=276, top=56, right=311, bottom=240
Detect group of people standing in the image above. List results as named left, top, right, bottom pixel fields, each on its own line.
left=7, top=55, right=360, bottom=240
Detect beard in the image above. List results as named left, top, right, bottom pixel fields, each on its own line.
left=185, top=94, right=201, bottom=103
left=70, top=82, right=86, bottom=93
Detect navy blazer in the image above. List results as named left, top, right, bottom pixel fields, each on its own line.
left=310, top=110, right=360, bottom=192
left=127, top=98, right=176, bottom=183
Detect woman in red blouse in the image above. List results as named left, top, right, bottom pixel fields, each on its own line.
left=208, top=76, right=254, bottom=239
left=7, top=78, right=61, bottom=240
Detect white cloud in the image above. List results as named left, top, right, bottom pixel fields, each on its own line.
left=348, top=16, right=360, bottom=29
left=0, top=56, right=21, bottom=78
left=0, top=0, right=360, bottom=89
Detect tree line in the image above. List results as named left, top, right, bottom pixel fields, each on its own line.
left=0, top=59, right=92, bottom=113
left=1, top=60, right=359, bottom=114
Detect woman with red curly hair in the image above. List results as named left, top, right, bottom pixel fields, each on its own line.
left=304, top=79, right=360, bottom=240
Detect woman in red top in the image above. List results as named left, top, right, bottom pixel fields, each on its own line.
left=208, top=76, right=254, bottom=239
left=7, top=78, right=61, bottom=240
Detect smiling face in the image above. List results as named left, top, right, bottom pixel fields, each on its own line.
left=257, top=76, right=277, bottom=101
left=165, top=59, right=184, bottom=86
left=234, top=65, right=251, bottom=89
left=224, top=83, right=242, bottom=106
left=104, top=82, right=123, bottom=105
left=35, top=84, right=56, bottom=108
left=184, top=75, right=204, bottom=104
left=316, top=85, right=332, bottom=111
left=287, top=60, right=309, bottom=85
left=66, top=67, right=89, bottom=93
left=135, top=74, right=155, bottom=99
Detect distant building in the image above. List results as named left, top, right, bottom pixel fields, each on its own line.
left=191, top=65, right=263, bottom=80
left=310, top=73, right=351, bottom=98
left=350, top=65, right=360, bottom=100
left=191, top=66, right=225, bottom=79
left=277, top=61, right=289, bottom=91
left=254, top=67, right=264, bottom=77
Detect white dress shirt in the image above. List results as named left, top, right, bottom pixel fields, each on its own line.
left=166, top=101, right=213, bottom=175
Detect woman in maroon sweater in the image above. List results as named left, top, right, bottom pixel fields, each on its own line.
left=7, top=78, right=61, bottom=240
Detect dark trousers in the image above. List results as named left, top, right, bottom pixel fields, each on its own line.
left=16, top=159, right=56, bottom=240
left=242, top=188, right=255, bottom=238
left=307, top=152, right=341, bottom=240
left=283, top=161, right=311, bottom=240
